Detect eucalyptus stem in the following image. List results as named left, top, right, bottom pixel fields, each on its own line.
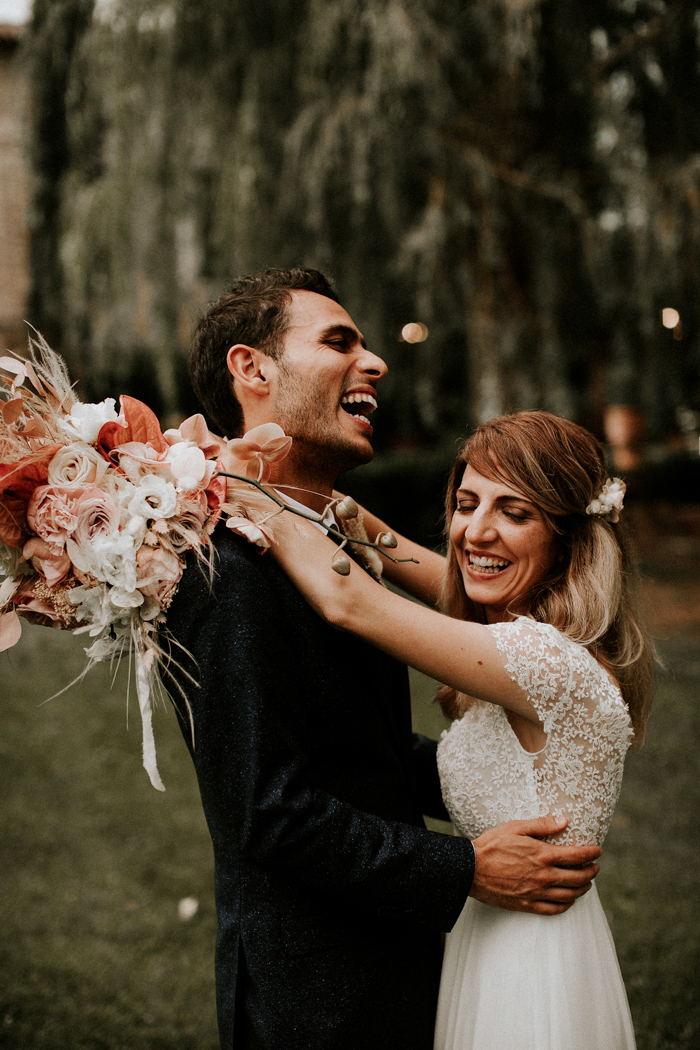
left=216, top=471, right=419, bottom=565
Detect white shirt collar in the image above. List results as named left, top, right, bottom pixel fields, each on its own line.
left=274, top=489, right=337, bottom=534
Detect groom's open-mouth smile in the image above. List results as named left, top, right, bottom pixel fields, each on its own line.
left=340, top=389, right=378, bottom=431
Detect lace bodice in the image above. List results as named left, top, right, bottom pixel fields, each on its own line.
left=436, top=618, right=633, bottom=845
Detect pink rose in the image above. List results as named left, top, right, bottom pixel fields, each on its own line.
left=22, top=536, right=72, bottom=587
left=26, top=485, right=88, bottom=553
left=167, top=491, right=210, bottom=554
left=71, top=486, right=120, bottom=547
left=136, top=545, right=183, bottom=608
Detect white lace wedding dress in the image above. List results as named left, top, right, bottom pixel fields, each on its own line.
left=435, top=617, right=637, bottom=1050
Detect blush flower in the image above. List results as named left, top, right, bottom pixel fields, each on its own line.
left=164, top=414, right=223, bottom=459
left=48, top=443, right=109, bottom=486
left=225, top=516, right=275, bottom=550
left=65, top=488, right=121, bottom=578
left=136, top=545, right=183, bottom=607
left=22, top=536, right=72, bottom=587
left=27, top=485, right=85, bottom=552
left=224, top=423, right=292, bottom=482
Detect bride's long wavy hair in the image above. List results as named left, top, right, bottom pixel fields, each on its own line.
left=437, top=411, right=654, bottom=746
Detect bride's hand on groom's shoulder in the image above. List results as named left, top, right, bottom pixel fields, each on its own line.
left=469, top=816, right=602, bottom=916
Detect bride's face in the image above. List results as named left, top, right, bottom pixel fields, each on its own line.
left=449, top=464, right=558, bottom=624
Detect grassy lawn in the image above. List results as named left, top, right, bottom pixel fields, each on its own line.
left=2, top=604, right=699, bottom=1047
left=0, top=625, right=219, bottom=1049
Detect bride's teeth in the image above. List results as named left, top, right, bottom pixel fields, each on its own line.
left=470, top=554, right=509, bottom=571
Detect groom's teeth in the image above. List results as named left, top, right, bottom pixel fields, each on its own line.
left=341, top=393, right=378, bottom=410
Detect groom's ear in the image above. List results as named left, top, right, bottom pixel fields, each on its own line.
left=226, top=344, right=273, bottom=401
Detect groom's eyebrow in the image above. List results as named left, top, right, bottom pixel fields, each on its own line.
left=319, top=324, right=367, bottom=349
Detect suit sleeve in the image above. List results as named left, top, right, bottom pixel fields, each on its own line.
left=166, top=538, right=474, bottom=933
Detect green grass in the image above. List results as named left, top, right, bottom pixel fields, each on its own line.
left=0, top=625, right=218, bottom=1049
left=1, top=625, right=698, bottom=1048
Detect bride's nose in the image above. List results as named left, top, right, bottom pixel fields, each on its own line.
left=466, top=506, right=498, bottom=546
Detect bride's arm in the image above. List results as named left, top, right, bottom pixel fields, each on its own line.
left=270, top=511, right=542, bottom=728
left=338, top=495, right=446, bottom=607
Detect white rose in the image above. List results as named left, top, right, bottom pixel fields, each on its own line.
left=48, top=443, right=108, bottom=486
left=128, top=476, right=179, bottom=520
left=88, top=532, right=139, bottom=591
left=60, top=399, right=119, bottom=443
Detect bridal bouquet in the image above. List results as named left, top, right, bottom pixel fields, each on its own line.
left=0, top=338, right=296, bottom=790
left=0, top=339, right=405, bottom=789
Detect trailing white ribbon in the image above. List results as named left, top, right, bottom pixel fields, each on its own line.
left=135, top=647, right=165, bottom=791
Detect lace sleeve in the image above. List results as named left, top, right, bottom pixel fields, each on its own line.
left=484, top=617, right=634, bottom=843
left=487, top=618, right=615, bottom=732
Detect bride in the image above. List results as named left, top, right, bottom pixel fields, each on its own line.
left=258, top=410, right=653, bottom=1050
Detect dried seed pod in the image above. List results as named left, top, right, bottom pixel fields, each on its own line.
left=335, top=495, right=359, bottom=520
left=378, top=532, right=398, bottom=549
left=331, top=552, right=352, bottom=575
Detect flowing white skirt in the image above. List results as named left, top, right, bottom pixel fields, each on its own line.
left=434, top=883, right=636, bottom=1050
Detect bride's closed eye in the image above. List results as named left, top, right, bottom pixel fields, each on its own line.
left=502, top=508, right=530, bottom=523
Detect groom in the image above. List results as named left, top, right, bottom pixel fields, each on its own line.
left=166, top=268, right=601, bottom=1050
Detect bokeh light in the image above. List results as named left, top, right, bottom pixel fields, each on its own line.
left=661, top=307, right=680, bottom=329
left=400, top=322, right=429, bottom=343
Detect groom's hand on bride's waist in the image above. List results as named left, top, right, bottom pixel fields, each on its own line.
left=468, top=815, right=602, bottom=916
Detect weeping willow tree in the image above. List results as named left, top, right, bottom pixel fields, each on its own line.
left=25, top=0, right=700, bottom=449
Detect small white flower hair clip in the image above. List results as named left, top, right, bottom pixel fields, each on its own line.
left=586, top=477, right=626, bottom=523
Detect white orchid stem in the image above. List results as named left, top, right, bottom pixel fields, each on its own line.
left=216, top=471, right=419, bottom=565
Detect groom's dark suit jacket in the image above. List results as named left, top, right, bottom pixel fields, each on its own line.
left=167, top=527, right=475, bottom=1050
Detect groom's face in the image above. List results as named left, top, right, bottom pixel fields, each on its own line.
left=270, top=291, right=388, bottom=476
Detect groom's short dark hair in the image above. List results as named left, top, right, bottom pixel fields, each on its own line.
left=190, top=268, right=340, bottom=438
